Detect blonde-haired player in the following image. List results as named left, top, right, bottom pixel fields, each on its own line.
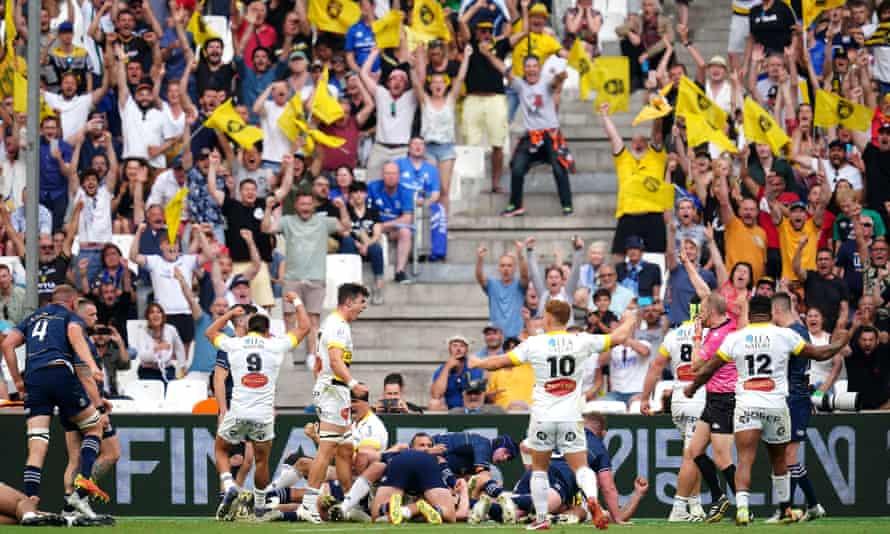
left=469, top=300, right=636, bottom=530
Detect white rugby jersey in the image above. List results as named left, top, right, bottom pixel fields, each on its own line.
left=658, top=322, right=706, bottom=404
left=716, top=323, right=805, bottom=408
left=508, top=331, right=611, bottom=422
left=317, top=312, right=353, bottom=386
left=213, top=332, right=299, bottom=419
left=351, top=411, right=389, bottom=451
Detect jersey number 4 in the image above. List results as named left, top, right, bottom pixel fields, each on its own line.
left=246, top=353, right=263, bottom=372
left=547, top=355, right=576, bottom=378
left=31, top=319, right=49, bottom=342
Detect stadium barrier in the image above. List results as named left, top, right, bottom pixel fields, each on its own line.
left=0, top=413, right=886, bottom=517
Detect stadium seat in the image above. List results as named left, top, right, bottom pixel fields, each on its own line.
left=0, top=256, right=26, bottom=286
left=582, top=400, right=628, bottom=414
left=160, top=379, right=209, bottom=413
left=126, top=380, right=165, bottom=411
left=652, top=380, right=675, bottom=413
left=110, top=398, right=140, bottom=413
left=834, top=379, right=848, bottom=395
left=322, top=254, right=363, bottom=309
left=627, top=399, right=642, bottom=414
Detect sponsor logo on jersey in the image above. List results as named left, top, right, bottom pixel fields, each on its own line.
left=241, top=373, right=269, bottom=388
left=743, top=377, right=775, bottom=392
left=676, top=364, right=695, bottom=381
left=544, top=378, right=577, bottom=396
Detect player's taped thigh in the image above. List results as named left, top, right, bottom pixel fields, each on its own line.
left=318, top=429, right=352, bottom=444
left=75, top=410, right=102, bottom=431
left=27, top=427, right=50, bottom=445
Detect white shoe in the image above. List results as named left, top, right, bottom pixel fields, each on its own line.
left=297, top=503, right=323, bottom=524
left=216, top=487, right=240, bottom=521
left=553, top=513, right=580, bottom=524
left=66, top=492, right=96, bottom=518
left=764, top=509, right=783, bottom=524
left=498, top=494, right=518, bottom=524
left=802, top=504, right=826, bottom=521
left=469, top=494, right=491, bottom=524
left=668, top=508, right=691, bottom=522
left=345, top=507, right=372, bottom=523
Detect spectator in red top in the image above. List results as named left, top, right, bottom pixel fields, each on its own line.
left=317, top=93, right=373, bottom=174
left=235, top=0, right=278, bottom=71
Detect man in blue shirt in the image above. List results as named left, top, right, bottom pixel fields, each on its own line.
left=38, top=116, right=74, bottom=232
left=344, top=0, right=378, bottom=73
left=368, top=162, right=414, bottom=283
left=430, top=335, right=485, bottom=410
left=474, top=240, right=529, bottom=338
left=395, top=137, right=441, bottom=205
left=666, top=236, right=716, bottom=327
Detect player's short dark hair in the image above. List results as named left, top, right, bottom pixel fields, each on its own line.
left=749, top=295, right=772, bottom=319
left=545, top=300, right=571, bottom=325
left=51, top=284, right=78, bottom=304
left=772, top=293, right=793, bottom=314
left=338, top=283, right=369, bottom=305
left=409, top=432, right=432, bottom=447
left=383, top=373, right=404, bottom=388
left=248, top=314, right=270, bottom=334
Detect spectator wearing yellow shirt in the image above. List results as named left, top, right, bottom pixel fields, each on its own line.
left=770, top=199, right=825, bottom=282
left=599, top=102, right=670, bottom=262
left=507, top=3, right=567, bottom=121
left=485, top=337, right=534, bottom=410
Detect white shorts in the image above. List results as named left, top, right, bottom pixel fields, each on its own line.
left=313, top=381, right=351, bottom=428
left=733, top=405, right=791, bottom=444
left=728, top=14, right=749, bottom=54
left=671, top=401, right=705, bottom=449
left=526, top=420, right=587, bottom=454
left=217, top=412, right=275, bottom=444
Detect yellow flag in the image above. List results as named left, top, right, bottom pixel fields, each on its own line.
left=802, top=0, right=844, bottom=28
left=307, top=0, right=360, bottom=35
left=311, top=67, right=344, bottom=125
left=567, top=39, right=596, bottom=100
left=277, top=94, right=303, bottom=142
left=632, top=94, right=673, bottom=126
left=684, top=113, right=737, bottom=154
left=187, top=9, right=220, bottom=48
left=411, top=0, right=450, bottom=42
left=676, top=76, right=727, bottom=129
left=14, top=71, right=55, bottom=120
left=164, top=187, right=189, bottom=245
left=814, top=89, right=873, bottom=132
left=4, top=0, right=16, bottom=54
left=590, top=56, right=629, bottom=113
left=204, top=98, right=264, bottom=148
left=372, top=10, right=402, bottom=49
left=743, top=97, right=790, bottom=156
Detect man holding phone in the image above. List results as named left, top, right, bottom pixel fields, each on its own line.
left=616, top=236, right=663, bottom=304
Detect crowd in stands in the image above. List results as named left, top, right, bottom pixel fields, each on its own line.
left=0, top=0, right=888, bottom=414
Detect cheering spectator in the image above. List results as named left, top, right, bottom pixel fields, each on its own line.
left=475, top=241, right=530, bottom=339
left=845, top=326, right=890, bottom=410
left=795, top=244, right=850, bottom=332
left=38, top=116, right=74, bottom=232
left=368, top=162, right=414, bottom=284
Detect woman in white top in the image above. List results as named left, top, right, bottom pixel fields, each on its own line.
left=806, top=306, right=845, bottom=393
left=410, top=44, right=472, bottom=213
left=159, top=75, right=195, bottom=164
left=134, top=302, right=186, bottom=385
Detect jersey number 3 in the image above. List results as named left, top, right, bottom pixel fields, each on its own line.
left=31, top=319, right=49, bottom=342
left=246, top=353, right=263, bottom=372
left=547, top=356, right=576, bottom=378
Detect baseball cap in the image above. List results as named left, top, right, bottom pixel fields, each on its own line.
left=230, top=274, right=250, bottom=288
left=289, top=49, right=307, bottom=61
left=464, top=379, right=487, bottom=394
left=447, top=334, right=470, bottom=346
left=828, top=139, right=845, bottom=150
left=58, top=21, right=74, bottom=33
left=136, top=78, right=153, bottom=92
left=624, top=235, right=645, bottom=251
left=350, top=387, right=369, bottom=402
left=756, top=276, right=776, bottom=289
left=529, top=3, right=549, bottom=16
left=482, top=323, right=502, bottom=334
left=707, top=55, right=728, bottom=69
left=475, top=20, right=494, bottom=29
left=789, top=201, right=807, bottom=211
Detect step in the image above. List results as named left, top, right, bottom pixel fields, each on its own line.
left=454, top=191, right=618, bottom=216
left=352, top=319, right=484, bottom=352
left=275, top=363, right=436, bottom=408
left=446, top=229, right=615, bottom=266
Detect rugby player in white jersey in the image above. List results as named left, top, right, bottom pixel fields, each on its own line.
left=468, top=300, right=636, bottom=531
left=206, top=293, right=310, bottom=521
left=685, top=296, right=853, bottom=526
left=298, top=283, right=370, bottom=523
left=640, top=311, right=707, bottom=521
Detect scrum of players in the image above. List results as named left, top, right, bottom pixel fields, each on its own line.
left=0, top=283, right=847, bottom=527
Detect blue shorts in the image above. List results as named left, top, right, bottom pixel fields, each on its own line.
left=380, top=451, right=447, bottom=495
left=24, top=366, right=91, bottom=420
left=425, top=142, right=456, bottom=163
left=513, top=461, right=577, bottom=507
left=787, top=395, right=811, bottom=443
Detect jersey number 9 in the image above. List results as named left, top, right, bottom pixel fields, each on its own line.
left=246, top=353, right=263, bottom=372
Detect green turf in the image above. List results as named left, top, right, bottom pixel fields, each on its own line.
left=3, top=517, right=887, bottom=533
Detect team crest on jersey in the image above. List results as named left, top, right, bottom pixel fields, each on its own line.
left=340, top=407, right=350, bottom=421
left=544, top=378, right=577, bottom=396
left=241, top=373, right=268, bottom=388
left=743, top=377, right=775, bottom=391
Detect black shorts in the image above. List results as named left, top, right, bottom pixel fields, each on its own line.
left=612, top=213, right=667, bottom=254
left=24, top=366, right=91, bottom=420
left=787, top=395, right=811, bottom=443
left=166, top=313, right=195, bottom=345
left=380, top=451, right=446, bottom=495
left=700, top=392, right=735, bottom=434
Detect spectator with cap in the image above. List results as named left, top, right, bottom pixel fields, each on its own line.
left=449, top=379, right=506, bottom=414
left=475, top=241, right=530, bottom=339
left=458, top=2, right=526, bottom=194
left=226, top=274, right=268, bottom=315
left=430, top=334, right=486, bottom=411
left=477, top=324, right=504, bottom=358
left=794, top=140, right=864, bottom=199
left=46, top=21, right=94, bottom=94
left=616, top=236, right=662, bottom=302
left=754, top=276, right=776, bottom=298
left=368, top=161, right=415, bottom=284
left=771, top=198, right=825, bottom=282
left=376, top=372, right=424, bottom=414
left=360, top=48, right=417, bottom=182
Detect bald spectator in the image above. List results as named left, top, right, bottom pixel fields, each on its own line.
left=475, top=241, right=530, bottom=339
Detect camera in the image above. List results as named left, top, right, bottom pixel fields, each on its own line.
left=380, top=398, right=400, bottom=413
left=94, top=326, right=112, bottom=336
left=811, top=390, right=859, bottom=412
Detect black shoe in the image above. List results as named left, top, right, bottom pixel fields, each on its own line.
left=706, top=495, right=730, bottom=523
left=394, top=271, right=406, bottom=283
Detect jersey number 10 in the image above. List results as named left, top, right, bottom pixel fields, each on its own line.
left=547, top=355, right=576, bottom=378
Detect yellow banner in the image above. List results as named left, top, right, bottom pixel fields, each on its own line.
left=813, top=89, right=873, bottom=132
left=307, top=0, right=361, bottom=35
left=567, top=39, right=596, bottom=100
left=411, top=0, right=451, bottom=42
left=204, top=99, right=264, bottom=148
left=632, top=94, right=673, bottom=126
left=372, top=10, right=402, bottom=49
left=164, top=187, right=189, bottom=245
left=590, top=56, right=629, bottom=113
left=311, top=67, right=344, bottom=125
left=676, top=76, right=727, bottom=129
left=186, top=9, right=220, bottom=48
left=743, top=97, right=790, bottom=156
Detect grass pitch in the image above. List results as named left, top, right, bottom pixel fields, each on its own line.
left=4, top=517, right=886, bottom=533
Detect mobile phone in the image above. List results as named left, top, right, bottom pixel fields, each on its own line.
left=49, top=138, right=59, bottom=152
left=641, top=59, right=649, bottom=74
left=638, top=296, right=654, bottom=307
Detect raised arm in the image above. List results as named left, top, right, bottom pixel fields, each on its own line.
left=792, top=235, right=809, bottom=282
left=475, top=245, right=488, bottom=290
left=173, top=267, right=202, bottom=320
left=598, top=103, right=623, bottom=154
left=516, top=240, right=530, bottom=288
left=359, top=48, right=382, bottom=95
left=129, top=223, right=149, bottom=267
left=205, top=151, right=226, bottom=206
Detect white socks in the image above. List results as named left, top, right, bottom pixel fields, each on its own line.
left=220, top=473, right=237, bottom=492
left=401, top=506, right=413, bottom=520
left=672, top=495, right=688, bottom=512
left=270, top=464, right=302, bottom=490
left=575, top=466, right=598, bottom=503
left=736, top=490, right=750, bottom=509
left=254, top=488, right=266, bottom=511
left=342, top=476, right=371, bottom=513
left=530, top=471, right=550, bottom=522
left=302, top=487, right=320, bottom=510
left=772, top=473, right=791, bottom=503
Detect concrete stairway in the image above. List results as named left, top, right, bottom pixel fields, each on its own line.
left=274, top=0, right=734, bottom=408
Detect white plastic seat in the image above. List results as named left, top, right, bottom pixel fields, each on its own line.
left=109, top=398, right=140, bottom=413
left=833, top=379, right=848, bottom=395
left=582, top=400, right=628, bottom=414
left=159, top=379, right=208, bottom=413
left=627, top=399, right=642, bottom=414
left=323, top=254, right=363, bottom=309
left=125, top=380, right=165, bottom=411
